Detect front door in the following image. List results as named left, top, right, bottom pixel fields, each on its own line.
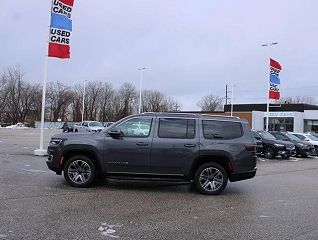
left=104, top=117, right=154, bottom=173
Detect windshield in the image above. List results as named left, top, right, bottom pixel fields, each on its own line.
left=89, top=122, right=103, bottom=127
left=285, top=133, right=301, bottom=141
left=258, top=131, right=277, bottom=140
left=306, top=134, right=318, bottom=141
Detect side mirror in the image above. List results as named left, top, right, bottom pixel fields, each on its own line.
left=108, top=128, right=123, bottom=138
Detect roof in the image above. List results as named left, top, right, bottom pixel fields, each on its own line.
left=137, top=112, right=244, bottom=121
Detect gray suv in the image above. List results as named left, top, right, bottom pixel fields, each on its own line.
left=47, top=113, right=257, bottom=195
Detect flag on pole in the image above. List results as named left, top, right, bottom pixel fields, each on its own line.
left=48, top=0, right=74, bottom=59
left=269, top=58, right=282, bottom=100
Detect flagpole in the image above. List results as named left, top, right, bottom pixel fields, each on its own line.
left=34, top=1, right=52, bottom=156
left=138, top=67, right=146, bottom=114
left=262, top=42, right=278, bottom=131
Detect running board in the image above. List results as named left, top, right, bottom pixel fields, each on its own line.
left=106, top=174, right=190, bottom=183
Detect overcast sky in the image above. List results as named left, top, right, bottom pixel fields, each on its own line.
left=1, top=0, right=318, bottom=110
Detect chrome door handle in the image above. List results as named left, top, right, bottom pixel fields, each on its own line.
left=184, top=144, right=196, bottom=147
left=136, top=142, right=148, bottom=146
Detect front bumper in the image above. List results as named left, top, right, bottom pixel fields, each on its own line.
left=46, top=147, right=63, bottom=174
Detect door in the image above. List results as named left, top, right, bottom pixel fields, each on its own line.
left=150, top=117, right=199, bottom=175
left=104, top=117, right=154, bottom=173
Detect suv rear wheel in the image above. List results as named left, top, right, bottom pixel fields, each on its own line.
left=63, top=155, right=96, bottom=187
left=194, top=162, right=228, bottom=195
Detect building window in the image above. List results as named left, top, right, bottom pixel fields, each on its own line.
left=264, top=117, right=294, bottom=132
left=304, top=120, right=318, bottom=133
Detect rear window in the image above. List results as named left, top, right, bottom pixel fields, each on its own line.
left=158, top=118, right=195, bottom=139
left=202, top=120, right=243, bottom=140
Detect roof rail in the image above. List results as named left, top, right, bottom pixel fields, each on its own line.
left=141, top=112, right=197, bottom=117
left=201, top=114, right=240, bottom=119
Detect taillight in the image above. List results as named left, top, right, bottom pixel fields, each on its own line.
left=245, top=144, right=256, bottom=156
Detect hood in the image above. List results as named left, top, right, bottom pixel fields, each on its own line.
left=51, top=132, right=93, bottom=139
left=262, top=138, right=295, bottom=147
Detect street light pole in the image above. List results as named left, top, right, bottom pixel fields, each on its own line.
left=82, top=80, right=87, bottom=122
left=262, top=42, right=278, bottom=131
left=138, top=67, right=146, bottom=114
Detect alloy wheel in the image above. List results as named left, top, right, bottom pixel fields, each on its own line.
left=67, top=160, right=92, bottom=184
left=199, top=167, right=224, bottom=192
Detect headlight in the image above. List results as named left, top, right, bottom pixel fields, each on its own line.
left=274, top=144, right=284, bottom=147
left=49, top=138, right=63, bottom=146
left=297, top=143, right=305, bottom=147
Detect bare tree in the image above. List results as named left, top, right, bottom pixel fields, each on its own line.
left=142, top=90, right=181, bottom=112
left=115, top=82, right=136, bottom=119
left=98, top=82, right=115, bottom=122
left=84, top=81, right=104, bottom=120
left=278, top=96, right=316, bottom=104
left=69, top=84, right=82, bottom=122
left=46, top=82, right=73, bottom=121
left=197, top=94, right=223, bottom=111
left=0, top=73, right=9, bottom=122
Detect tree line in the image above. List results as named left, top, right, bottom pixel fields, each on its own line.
left=0, top=67, right=181, bottom=126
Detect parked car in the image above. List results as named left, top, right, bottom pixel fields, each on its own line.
left=252, top=130, right=295, bottom=159
left=291, top=132, right=318, bottom=154
left=104, top=122, right=115, bottom=128
left=61, top=122, right=76, bottom=132
left=270, top=131, right=316, bottom=157
left=251, top=130, right=263, bottom=155
left=47, top=113, right=257, bottom=195
left=73, top=121, right=105, bottom=132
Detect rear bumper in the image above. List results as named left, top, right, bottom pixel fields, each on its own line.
left=229, top=167, right=257, bottom=182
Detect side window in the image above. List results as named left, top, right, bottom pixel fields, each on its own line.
left=202, top=120, right=243, bottom=140
left=83, top=122, right=88, bottom=127
left=158, top=118, right=196, bottom=139
left=118, top=118, right=152, bottom=137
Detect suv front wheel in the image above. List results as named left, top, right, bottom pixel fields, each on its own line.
left=63, top=155, right=96, bottom=187
left=194, top=162, right=228, bottom=195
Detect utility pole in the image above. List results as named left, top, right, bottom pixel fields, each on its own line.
left=225, top=84, right=231, bottom=112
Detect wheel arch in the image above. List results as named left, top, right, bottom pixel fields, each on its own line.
left=188, top=155, right=232, bottom=180
left=62, top=149, right=103, bottom=173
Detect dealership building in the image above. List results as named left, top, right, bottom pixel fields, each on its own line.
left=221, top=104, right=318, bottom=133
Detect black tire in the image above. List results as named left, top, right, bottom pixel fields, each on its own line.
left=193, top=162, right=228, bottom=195
left=63, top=155, right=96, bottom=187
left=75, top=129, right=78, bottom=132
left=282, top=154, right=290, bottom=159
left=264, top=147, right=275, bottom=159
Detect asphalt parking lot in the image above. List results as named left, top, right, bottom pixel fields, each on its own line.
left=1, top=128, right=318, bottom=240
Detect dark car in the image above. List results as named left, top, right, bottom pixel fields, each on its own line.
left=251, top=130, right=263, bottom=155
left=270, top=131, right=316, bottom=157
left=61, top=122, right=76, bottom=132
left=47, top=113, right=257, bottom=195
left=252, top=130, right=295, bottom=159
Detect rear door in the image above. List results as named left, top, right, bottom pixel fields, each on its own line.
left=150, top=117, right=199, bottom=175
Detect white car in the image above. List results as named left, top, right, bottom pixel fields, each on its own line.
left=291, top=132, right=318, bottom=154
left=73, top=121, right=105, bottom=132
